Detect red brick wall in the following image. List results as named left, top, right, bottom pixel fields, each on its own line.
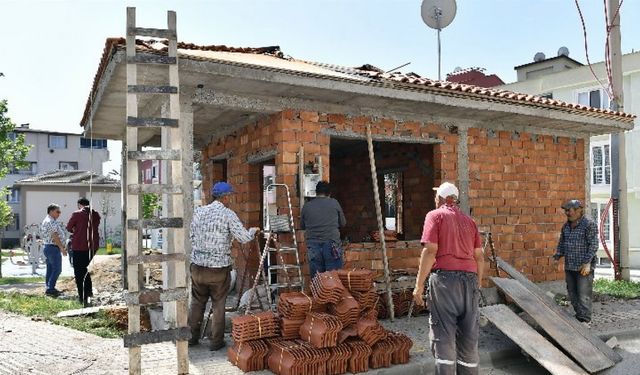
left=467, top=129, right=586, bottom=282
left=199, top=110, right=586, bottom=286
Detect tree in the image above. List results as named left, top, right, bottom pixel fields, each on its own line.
left=0, top=100, right=31, bottom=277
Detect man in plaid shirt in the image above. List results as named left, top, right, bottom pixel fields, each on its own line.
left=188, top=182, right=259, bottom=350
left=553, top=199, right=598, bottom=324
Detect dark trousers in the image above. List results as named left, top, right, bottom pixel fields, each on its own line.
left=72, top=250, right=94, bottom=302
left=306, top=241, right=343, bottom=279
left=428, top=271, right=480, bottom=375
left=566, top=270, right=594, bottom=322
left=43, top=245, right=62, bottom=293
left=188, top=264, right=231, bottom=347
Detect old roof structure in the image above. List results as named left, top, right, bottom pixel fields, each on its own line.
left=80, top=38, right=634, bottom=147
left=15, top=170, right=120, bottom=187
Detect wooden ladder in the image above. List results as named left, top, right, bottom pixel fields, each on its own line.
left=123, top=7, right=192, bottom=375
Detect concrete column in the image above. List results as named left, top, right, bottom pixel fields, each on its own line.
left=457, top=126, right=470, bottom=214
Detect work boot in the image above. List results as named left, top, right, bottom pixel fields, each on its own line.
left=188, top=338, right=200, bottom=347
left=45, top=290, right=60, bottom=297
left=209, top=341, right=226, bottom=351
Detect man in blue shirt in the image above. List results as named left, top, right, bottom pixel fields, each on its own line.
left=553, top=199, right=598, bottom=325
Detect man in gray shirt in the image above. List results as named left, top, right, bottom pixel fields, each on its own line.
left=301, top=181, right=346, bottom=278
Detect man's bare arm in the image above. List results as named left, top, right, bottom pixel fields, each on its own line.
left=52, top=232, right=67, bottom=256
left=413, top=243, right=438, bottom=306
left=474, top=247, right=484, bottom=287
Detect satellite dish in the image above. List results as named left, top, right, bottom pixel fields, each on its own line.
left=534, top=52, right=546, bottom=62
left=421, top=0, right=457, bottom=30
left=420, top=0, right=457, bottom=81
left=454, top=66, right=463, bottom=72
left=558, top=46, right=570, bottom=57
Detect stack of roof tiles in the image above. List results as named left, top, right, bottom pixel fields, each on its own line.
left=231, top=311, right=280, bottom=342
left=350, top=289, right=378, bottom=311
left=299, top=312, right=343, bottom=348
left=388, top=331, right=413, bottom=364
left=227, top=339, right=270, bottom=372
left=266, top=339, right=331, bottom=375
left=278, top=292, right=314, bottom=339
left=327, top=343, right=352, bottom=375
left=346, top=339, right=373, bottom=373
left=337, top=269, right=375, bottom=292
left=328, top=291, right=360, bottom=326
left=311, top=271, right=345, bottom=304
left=356, top=316, right=388, bottom=346
left=376, top=289, right=427, bottom=319
left=370, top=336, right=395, bottom=369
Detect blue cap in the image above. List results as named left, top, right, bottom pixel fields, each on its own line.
left=211, top=182, right=234, bottom=197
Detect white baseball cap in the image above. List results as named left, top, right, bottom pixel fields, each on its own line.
left=433, top=182, right=459, bottom=199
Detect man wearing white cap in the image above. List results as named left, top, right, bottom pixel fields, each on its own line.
left=413, top=182, right=484, bottom=375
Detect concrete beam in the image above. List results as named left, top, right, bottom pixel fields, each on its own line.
left=84, top=52, right=123, bottom=136
left=321, top=128, right=444, bottom=144
left=247, top=149, right=277, bottom=164
left=457, top=126, right=470, bottom=215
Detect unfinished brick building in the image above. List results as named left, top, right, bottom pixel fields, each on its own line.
left=82, top=39, right=634, bottom=286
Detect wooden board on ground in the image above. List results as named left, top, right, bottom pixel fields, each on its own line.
left=56, top=306, right=107, bottom=318
left=481, top=305, right=588, bottom=375
left=495, top=257, right=622, bottom=363
left=491, top=277, right=614, bottom=373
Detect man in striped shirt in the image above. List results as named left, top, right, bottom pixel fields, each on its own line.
left=188, top=181, right=259, bottom=350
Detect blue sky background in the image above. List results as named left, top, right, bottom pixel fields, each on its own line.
left=1, top=0, right=639, bottom=174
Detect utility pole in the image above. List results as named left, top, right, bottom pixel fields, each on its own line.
left=607, top=0, right=630, bottom=280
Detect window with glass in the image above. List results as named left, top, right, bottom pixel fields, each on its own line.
left=590, top=202, right=611, bottom=242
left=10, top=162, right=37, bottom=175
left=383, top=172, right=403, bottom=233
left=7, top=188, right=19, bottom=203
left=8, top=132, right=16, bottom=142
left=80, top=138, right=107, bottom=149
left=59, top=161, right=78, bottom=170
left=577, top=88, right=609, bottom=109
left=591, top=144, right=611, bottom=185
left=5, top=214, right=18, bottom=232
left=48, top=135, right=67, bottom=149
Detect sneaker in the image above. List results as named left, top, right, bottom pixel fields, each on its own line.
left=45, top=290, right=60, bottom=297
left=209, top=341, right=226, bottom=351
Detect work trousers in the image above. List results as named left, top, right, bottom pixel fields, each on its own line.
left=428, top=270, right=480, bottom=375
left=43, top=245, right=62, bottom=293
left=72, top=250, right=94, bottom=303
left=188, top=264, right=231, bottom=348
left=565, top=270, right=594, bottom=322
left=306, top=241, right=343, bottom=279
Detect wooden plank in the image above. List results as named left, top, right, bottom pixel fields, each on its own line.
left=491, top=277, right=614, bottom=373
left=127, top=116, right=179, bottom=128
left=127, top=252, right=186, bottom=265
left=127, top=27, right=176, bottom=39
left=127, top=184, right=183, bottom=194
left=127, top=217, right=183, bottom=230
left=124, top=287, right=188, bottom=305
left=126, top=55, right=177, bottom=65
left=56, top=306, right=105, bottom=318
left=481, top=305, right=588, bottom=375
left=495, top=257, right=623, bottom=363
left=127, top=85, right=178, bottom=94
left=123, top=327, right=191, bottom=348
left=127, top=150, right=181, bottom=161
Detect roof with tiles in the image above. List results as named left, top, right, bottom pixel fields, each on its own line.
left=81, top=38, right=635, bottom=128
left=15, top=170, right=119, bottom=186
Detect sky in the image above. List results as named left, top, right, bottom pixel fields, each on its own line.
left=1, top=0, right=639, bottom=176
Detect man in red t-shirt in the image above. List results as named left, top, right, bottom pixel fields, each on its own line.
left=413, top=182, right=484, bottom=375
left=66, top=197, right=101, bottom=306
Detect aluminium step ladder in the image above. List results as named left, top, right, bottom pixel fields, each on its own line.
left=122, top=7, right=192, bottom=375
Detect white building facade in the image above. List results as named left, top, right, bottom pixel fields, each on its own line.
left=2, top=125, right=109, bottom=246
left=500, top=51, right=640, bottom=267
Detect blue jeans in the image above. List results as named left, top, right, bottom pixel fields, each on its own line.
left=565, top=270, right=594, bottom=322
left=43, top=245, right=62, bottom=292
left=306, top=241, right=343, bottom=279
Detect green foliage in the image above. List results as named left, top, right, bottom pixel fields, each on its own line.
left=95, top=247, right=122, bottom=256
left=0, top=276, right=43, bottom=285
left=594, top=279, right=640, bottom=299
left=0, top=100, right=30, bottom=179
left=142, top=193, right=161, bottom=219
left=0, top=189, right=14, bottom=228
left=0, top=292, right=123, bottom=338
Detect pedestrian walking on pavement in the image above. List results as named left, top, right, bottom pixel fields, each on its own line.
left=413, top=182, right=484, bottom=375
left=66, top=197, right=101, bottom=306
left=552, top=199, right=598, bottom=325
left=41, top=203, right=68, bottom=297
left=300, top=181, right=347, bottom=278
left=188, top=181, right=259, bottom=350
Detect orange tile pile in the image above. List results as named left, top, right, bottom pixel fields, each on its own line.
left=226, top=339, right=270, bottom=372
left=231, top=311, right=280, bottom=342
left=299, top=312, right=343, bottom=348
left=346, top=339, right=373, bottom=373
left=376, top=289, right=427, bottom=319
left=389, top=331, right=413, bottom=364
left=311, top=271, right=345, bottom=304
left=228, top=269, right=414, bottom=374
left=327, top=291, right=360, bottom=326
left=336, top=269, right=375, bottom=292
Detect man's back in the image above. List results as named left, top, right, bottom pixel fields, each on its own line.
left=67, top=208, right=101, bottom=251
left=301, top=197, right=346, bottom=243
